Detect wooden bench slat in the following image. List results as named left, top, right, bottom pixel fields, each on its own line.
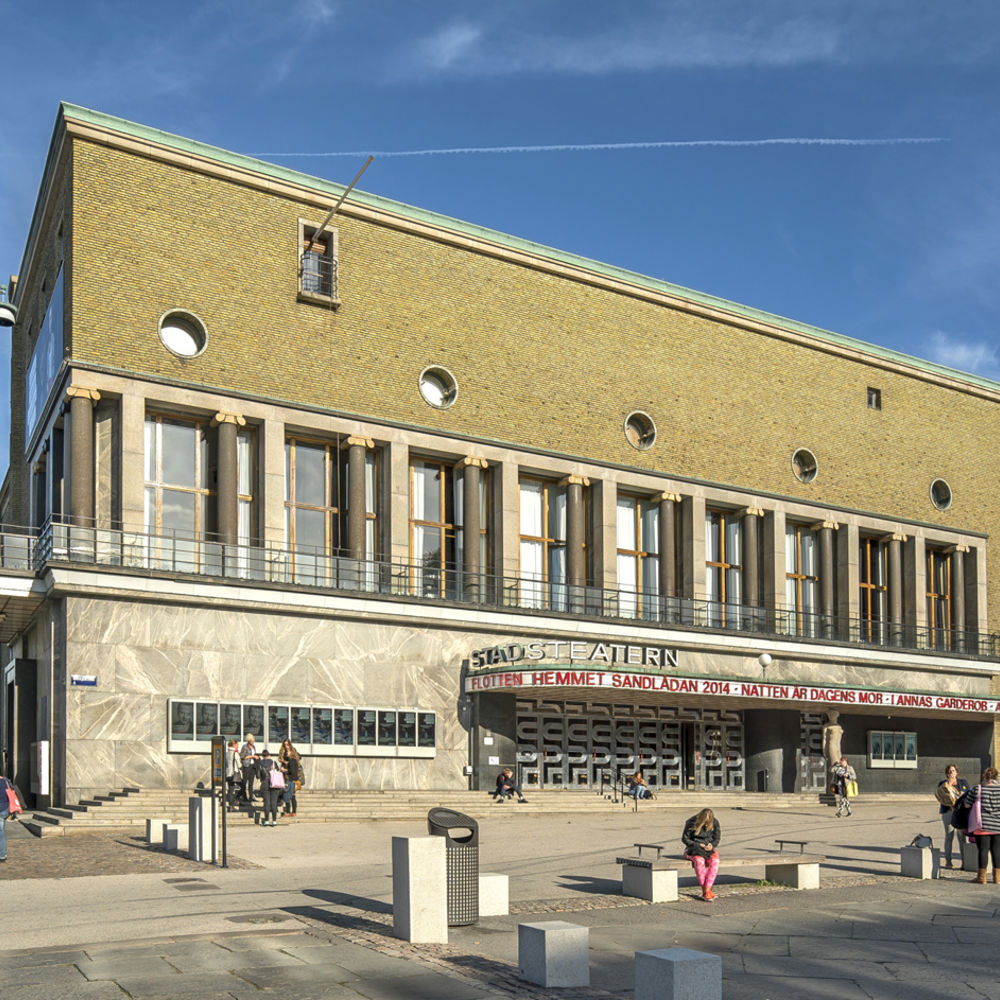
left=617, top=853, right=826, bottom=871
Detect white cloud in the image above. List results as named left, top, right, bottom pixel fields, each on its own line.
left=395, top=1, right=1000, bottom=78
left=926, top=332, right=1000, bottom=380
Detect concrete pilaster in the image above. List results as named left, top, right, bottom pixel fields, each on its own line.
left=261, top=418, right=285, bottom=546
left=680, top=495, right=705, bottom=601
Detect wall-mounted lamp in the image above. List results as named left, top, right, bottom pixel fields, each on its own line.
left=0, top=285, right=16, bottom=327
left=758, top=653, right=773, bottom=681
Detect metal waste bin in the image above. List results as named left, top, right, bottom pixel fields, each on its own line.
left=427, top=807, right=479, bottom=925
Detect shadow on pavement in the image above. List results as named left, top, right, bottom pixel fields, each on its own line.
left=301, top=887, right=392, bottom=914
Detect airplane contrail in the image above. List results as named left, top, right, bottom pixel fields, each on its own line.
left=255, top=137, right=948, bottom=158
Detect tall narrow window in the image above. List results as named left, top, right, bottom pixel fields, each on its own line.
left=706, top=510, right=742, bottom=627
left=617, top=494, right=659, bottom=619
left=926, top=547, right=952, bottom=650
left=785, top=523, right=819, bottom=636
left=410, top=459, right=455, bottom=599
left=519, top=477, right=567, bottom=610
left=144, top=414, right=214, bottom=572
left=285, top=436, right=378, bottom=585
left=859, top=536, right=888, bottom=644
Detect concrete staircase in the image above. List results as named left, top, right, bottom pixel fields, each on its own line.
left=21, top=785, right=926, bottom=836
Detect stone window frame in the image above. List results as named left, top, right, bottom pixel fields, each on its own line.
left=297, top=218, right=340, bottom=307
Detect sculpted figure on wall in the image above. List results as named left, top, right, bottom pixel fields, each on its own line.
left=822, top=709, right=843, bottom=767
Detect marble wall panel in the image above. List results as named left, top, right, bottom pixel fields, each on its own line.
left=65, top=738, right=118, bottom=797
left=115, top=645, right=201, bottom=696
left=72, top=692, right=153, bottom=741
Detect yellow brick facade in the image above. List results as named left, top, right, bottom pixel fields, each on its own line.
left=69, top=139, right=995, bottom=530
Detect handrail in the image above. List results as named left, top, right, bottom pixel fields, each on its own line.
left=12, top=518, right=1000, bottom=660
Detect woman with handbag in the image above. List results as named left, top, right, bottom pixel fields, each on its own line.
left=831, top=757, right=857, bottom=818
left=936, top=764, right=970, bottom=868
left=256, top=748, right=284, bottom=827
left=1, top=768, right=23, bottom=862
left=682, top=808, right=721, bottom=901
left=279, top=740, right=301, bottom=818
left=964, top=766, right=1000, bottom=884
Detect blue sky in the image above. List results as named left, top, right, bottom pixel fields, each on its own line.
left=1, top=0, right=999, bottom=475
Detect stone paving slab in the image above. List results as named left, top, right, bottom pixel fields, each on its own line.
left=8, top=983, right=128, bottom=1000
left=0, top=830, right=257, bottom=880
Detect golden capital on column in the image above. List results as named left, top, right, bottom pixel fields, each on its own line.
left=886, top=531, right=908, bottom=543
left=740, top=506, right=764, bottom=518
left=656, top=491, right=682, bottom=504
left=559, top=474, right=590, bottom=487
left=212, top=411, right=247, bottom=427
left=341, top=435, right=374, bottom=449
left=812, top=519, right=839, bottom=531
left=65, top=386, right=101, bottom=404
left=945, top=543, right=970, bottom=555
left=454, top=455, right=488, bottom=469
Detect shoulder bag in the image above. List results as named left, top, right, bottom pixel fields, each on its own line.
left=4, top=779, right=22, bottom=815
left=269, top=767, right=286, bottom=790
left=968, top=786, right=984, bottom=832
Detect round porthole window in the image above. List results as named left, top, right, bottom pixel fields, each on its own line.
left=158, top=310, right=207, bottom=358
left=624, top=411, right=656, bottom=451
left=930, top=479, right=952, bottom=511
left=791, top=448, right=818, bottom=483
left=418, top=366, right=458, bottom=409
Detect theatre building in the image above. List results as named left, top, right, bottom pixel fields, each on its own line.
left=2, top=103, right=999, bottom=807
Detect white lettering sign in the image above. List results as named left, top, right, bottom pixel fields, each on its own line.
left=463, top=670, right=999, bottom=714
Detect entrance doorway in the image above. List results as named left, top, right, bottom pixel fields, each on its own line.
left=514, top=699, right=745, bottom=791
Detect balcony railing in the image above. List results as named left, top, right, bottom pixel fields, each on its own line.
left=6, top=519, right=996, bottom=660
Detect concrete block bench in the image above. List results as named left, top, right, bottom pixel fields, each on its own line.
left=901, top=844, right=940, bottom=879
left=518, top=920, right=589, bottom=988
left=479, top=872, right=509, bottom=916
left=163, top=823, right=189, bottom=853
left=145, top=818, right=174, bottom=845
left=617, top=848, right=826, bottom=898
left=636, top=947, right=722, bottom=1000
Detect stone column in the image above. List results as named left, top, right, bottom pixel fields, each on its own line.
left=951, top=544, right=967, bottom=652
left=343, top=436, right=374, bottom=560
left=816, top=520, right=838, bottom=638
left=657, top=492, right=680, bottom=606
left=457, top=456, right=487, bottom=600
left=212, top=412, right=245, bottom=547
left=65, top=386, right=101, bottom=527
left=561, top=475, right=588, bottom=588
left=561, top=474, right=589, bottom=612
left=741, top=507, right=763, bottom=631
left=887, top=532, right=906, bottom=646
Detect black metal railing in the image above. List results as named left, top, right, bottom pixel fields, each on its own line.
left=13, top=518, right=1000, bottom=660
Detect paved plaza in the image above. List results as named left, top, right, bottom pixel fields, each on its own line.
left=2, top=799, right=998, bottom=998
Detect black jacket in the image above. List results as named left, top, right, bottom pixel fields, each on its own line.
left=682, top=816, right=721, bottom=858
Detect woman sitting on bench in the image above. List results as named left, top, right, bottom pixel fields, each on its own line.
left=682, top=808, right=721, bottom=901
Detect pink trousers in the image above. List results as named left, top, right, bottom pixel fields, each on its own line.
left=686, top=851, right=720, bottom=890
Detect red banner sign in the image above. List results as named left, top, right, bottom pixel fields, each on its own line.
left=464, top=669, right=999, bottom=714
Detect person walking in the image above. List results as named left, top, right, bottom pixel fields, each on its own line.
left=682, top=808, right=721, bottom=901
left=831, top=756, right=857, bottom=818
left=936, top=764, right=970, bottom=869
left=256, top=748, right=283, bottom=826
left=279, top=739, right=301, bottom=818
left=239, top=734, right=258, bottom=804
left=965, top=766, right=1000, bottom=884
